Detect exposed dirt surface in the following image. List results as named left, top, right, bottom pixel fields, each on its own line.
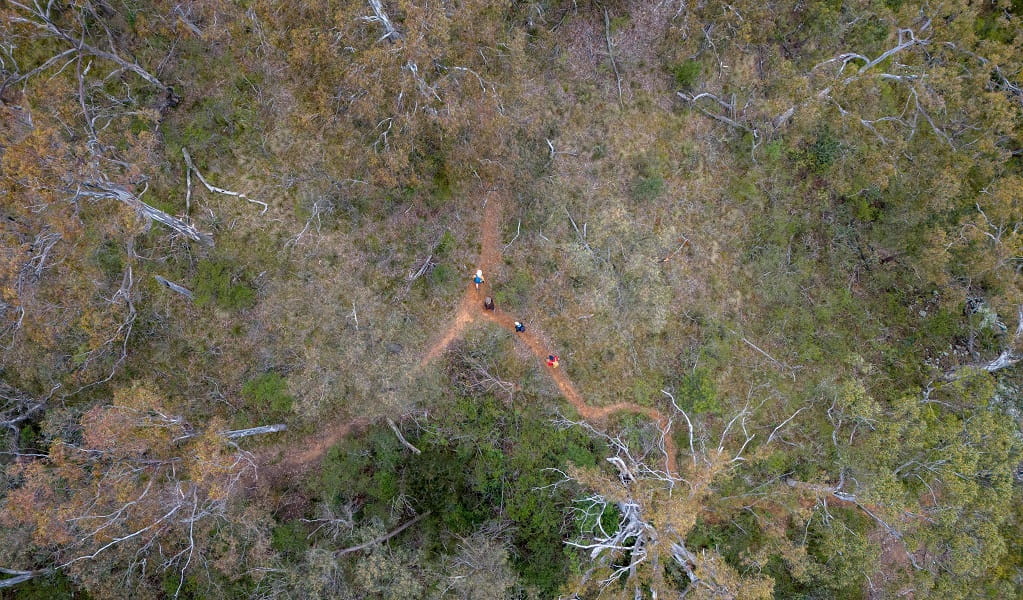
left=260, top=417, right=372, bottom=483
left=270, top=188, right=679, bottom=477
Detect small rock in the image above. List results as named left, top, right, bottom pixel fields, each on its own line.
left=386, top=342, right=403, bottom=354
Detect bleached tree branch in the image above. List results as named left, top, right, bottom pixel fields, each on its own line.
left=363, top=0, right=402, bottom=43
left=7, top=1, right=166, bottom=89
left=181, top=148, right=267, bottom=214
left=153, top=275, right=194, bottom=300
left=335, top=511, right=430, bottom=556
left=386, top=417, right=421, bottom=455
left=76, top=180, right=214, bottom=246
left=663, top=389, right=697, bottom=465
left=767, top=407, right=806, bottom=444
left=220, top=424, right=287, bottom=439
left=603, top=7, right=624, bottom=108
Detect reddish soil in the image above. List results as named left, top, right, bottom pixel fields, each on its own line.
left=271, top=187, right=680, bottom=477
left=423, top=189, right=679, bottom=475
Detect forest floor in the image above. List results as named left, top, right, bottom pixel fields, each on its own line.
left=266, top=188, right=679, bottom=477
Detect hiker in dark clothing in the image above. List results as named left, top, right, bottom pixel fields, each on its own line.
left=514, top=321, right=525, bottom=332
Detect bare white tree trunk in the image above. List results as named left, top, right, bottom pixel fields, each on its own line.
left=7, top=1, right=165, bottom=89
left=942, top=305, right=1023, bottom=380
left=153, top=276, right=194, bottom=300
left=77, top=181, right=214, bottom=246
left=221, top=424, right=287, bottom=439
left=677, top=91, right=753, bottom=132
left=0, top=567, right=52, bottom=589
left=602, top=7, right=624, bottom=108
left=335, top=511, right=430, bottom=556
left=363, top=0, right=402, bottom=42
left=386, top=418, right=421, bottom=454
left=567, top=497, right=658, bottom=587
left=181, top=148, right=268, bottom=214
left=984, top=306, right=1023, bottom=373
left=0, top=382, right=55, bottom=447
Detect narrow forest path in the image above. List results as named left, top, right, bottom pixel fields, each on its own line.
left=419, top=190, right=503, bottom=365
left=271, top=187, right=679, bottom=477
left=419, top=189, right=679, bottom=475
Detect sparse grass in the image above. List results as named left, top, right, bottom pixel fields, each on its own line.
left=193, top=259, right=256, bottom=310
left=243, top=372, right=294, bottom=416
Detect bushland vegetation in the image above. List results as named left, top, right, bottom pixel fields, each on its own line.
left=1, top=0, right=1022, bottom=598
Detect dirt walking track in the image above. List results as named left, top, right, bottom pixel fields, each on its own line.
left=277, top=189, right=679, bottom=476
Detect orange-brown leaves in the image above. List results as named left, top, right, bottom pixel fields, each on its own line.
left=1, top=383, right=252, bottom=578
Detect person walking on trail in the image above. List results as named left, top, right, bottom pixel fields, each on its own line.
left=473, top=269, right=485, bottom=290
left=514, top=321, right=525, bottom=333
left=546, top=354, right=559, bottom=368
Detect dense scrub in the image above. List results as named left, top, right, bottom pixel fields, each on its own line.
left=1, top=0, right=1022, bottom=597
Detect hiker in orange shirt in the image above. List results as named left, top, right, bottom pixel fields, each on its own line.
left=546, top=354, right=559, bottom=368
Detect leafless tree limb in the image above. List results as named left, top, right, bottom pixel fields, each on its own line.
left=17, top=230, right=61, bottom=292
left=153, top=275, right=194, bottom=300
left=677, top=91, right=753, bottom=133
left=220, top=424, right=287, bottom=439
left=386, top=417, right=421, bottom=455
left=982, top=305, right=1023, bottom=373
left=302, top=501, right=358, bottom=541
left=76, top=180, right=214, bottom=246
left=7, top=1, right=165, bottom=89
left=567, top=498, right=657, bottom=588
left=767, top=407, right=806, bottom=444
left=503, top=219, right=521, bottom=250
left=602, top=7, right=624, bottom=108
left=662, top=389, right=697, bottom=465
left=942, top=305, right=1023, bottom=380
left=0, top=381, right=55, bottom=447
left=0, top=567, right=53, bottom=589
left=335, top=511, right=430, bottom=557
left=363, top=0, right=402, bottom=43
left=181, top=148, right=267, bottom=214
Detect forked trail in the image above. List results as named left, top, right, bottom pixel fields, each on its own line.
left=272, top=188, right=679, bottom=476
left=420, top=191, right=503, bottom=365
left=422, top=189, right=679, bottom=475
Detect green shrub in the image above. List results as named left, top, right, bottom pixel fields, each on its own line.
left=680, top=368, right=719, bottom=414
left=318, top=395, right=600, bottom=596
left=632, top=152, right=667, bottom=202
left=430, top=165, right=454, bottom=208
left=493, top=268, right=534, bottom=308
left=630, top=175, right=662, bottom=202
left=575, top=499, right=620, bottom=536
left=765, top=139, right=785, bottom=161
left=429, top=263, right=454, bottom=287
left=671, top=60, right=702, bottom=89
left=851, top=187, right=882, bottom=221
left=19, top=423, right=39, bottom=451
left=435, top=230, right=456, bottom=256
left=631, top=374, right=662, bottom=405
left=193, top=259, right=256, bottom=310
left=242, top=372, right=293, bottom=415
left=804, top=128, right=842, bottom=173
left=92, top=239, right=123, bottom=279
left=270, top=522, right=308, bottom=558
left=632, top=175, right=665, bottom=202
